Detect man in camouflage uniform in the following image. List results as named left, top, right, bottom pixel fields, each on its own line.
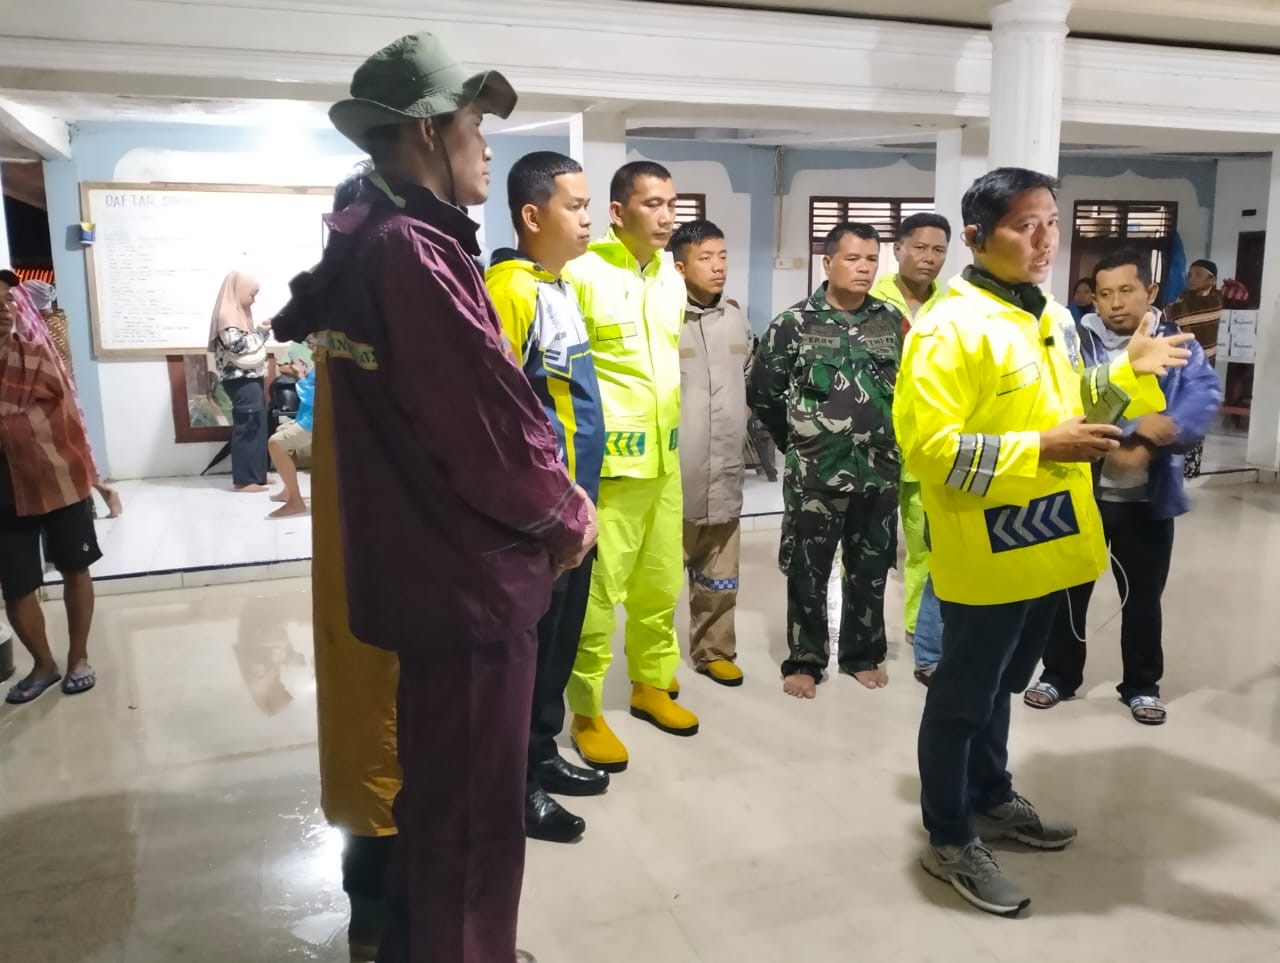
left=749, top=221, right=903, bottom=699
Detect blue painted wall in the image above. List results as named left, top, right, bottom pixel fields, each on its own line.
left=48, top=120, right=1222, bottom=476
left=484, top=133, right=570, bottom=254
left=44, top=122, right=361, bottom=473
left=1058, top=156, right=1217, bottom=212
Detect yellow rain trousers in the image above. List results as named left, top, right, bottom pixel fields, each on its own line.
left=311, top=354, right=402, bottom=836
left=566, top=469, right=684, bottom=719
left=898, top=479, right=929, bottom=633
left=563, top=229, right=688, bottom=720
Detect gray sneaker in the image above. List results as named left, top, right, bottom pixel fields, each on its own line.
left=922, top=839, right=1031, bottom=917
left=976, top=794, right=1077, bottom=850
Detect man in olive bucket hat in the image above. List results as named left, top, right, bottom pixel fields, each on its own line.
left=275, top=33, right=597, bottom=963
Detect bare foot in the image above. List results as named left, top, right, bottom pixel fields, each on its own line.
left=235, top=484, right=270, bottom=493
left=102, top=489, right=123, bottom=518
left=268, top=500, right=308, bottom=519
left=269, top=489, right=290, bottom=503
left=782, top=674, right=817, bottom=699
left=853, top=668, right=889, bottom=689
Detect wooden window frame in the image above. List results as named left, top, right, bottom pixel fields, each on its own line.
left=807, top=196, right=934, bottom=291
left=1068, top=200, right=1179, bottom=299
left=674, top=193, right=707, bottom=224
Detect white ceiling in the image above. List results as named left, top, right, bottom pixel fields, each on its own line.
left=2, top=0, right=1278, bottom=166
left=2, top=89, right=1272, bottom=167
left=663, top=0, right=1280, bottom=50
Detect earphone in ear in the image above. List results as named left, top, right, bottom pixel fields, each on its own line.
left=973, top=226, right=986, bottom=246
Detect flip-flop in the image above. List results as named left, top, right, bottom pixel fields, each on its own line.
left=62, top=667, right=96, bottom=696
left=5, top=673, right=63, bottom=705
left=1023, top=681, right=1063, bottom=709
left=1124, top=694, right=1167, bottom=726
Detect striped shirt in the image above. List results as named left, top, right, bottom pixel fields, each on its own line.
left=1165, top=289, right=1222, bottom=362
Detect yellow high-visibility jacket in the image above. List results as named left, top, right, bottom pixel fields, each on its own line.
left=564, top=228, right=686, bottom=480
left=893, top=273, right=1166, bottom=606
left=871, top=273, right=946, bottom=487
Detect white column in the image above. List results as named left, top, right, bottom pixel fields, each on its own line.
left=988, top=0, right=1071, bottom=176
left=0, top=164, right=11, bottom=269
left=934, top=126, right=989, bottom=281
left=1246, top=152, right=1280, bottom=470
left=569, top=111, right=627, bottom=239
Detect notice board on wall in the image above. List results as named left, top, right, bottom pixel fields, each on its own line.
left=80, top=182, right=335, bottom=358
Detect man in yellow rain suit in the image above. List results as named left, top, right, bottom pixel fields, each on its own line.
left=563, top=161, right=699, bottom=771
left=870, top=211, right=950, bottom=683
left=894, top=167, right=1192, bottom=917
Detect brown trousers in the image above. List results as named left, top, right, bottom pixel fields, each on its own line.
left=683, top=520, right=741, bottom=666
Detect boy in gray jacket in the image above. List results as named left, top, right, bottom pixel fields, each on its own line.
left=671, top=219, right=753, bottom=686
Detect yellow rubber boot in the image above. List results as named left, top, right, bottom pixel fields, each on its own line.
left=699, top=660, right=744, bottom=687
left=570, top=715, right=629, bottom=773
left=668, top=676, right=680, bottom=701
left=630, top=683, right=699, bottom=736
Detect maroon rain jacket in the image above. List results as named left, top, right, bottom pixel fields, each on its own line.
left=274, top=177, right=587, bottom=652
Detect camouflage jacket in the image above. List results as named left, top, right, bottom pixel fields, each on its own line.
left=748, top=284, right=903, bottom=493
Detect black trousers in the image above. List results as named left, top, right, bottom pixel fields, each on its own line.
left=343, top=832, right=396, bottom=900
left=919, top=593, right=1061, bottom=846
left=528, top=549, right=596, bottom=784
left=226, top=376, right=268, bottom=487
left=1040, top=500, right=1173, bottom=701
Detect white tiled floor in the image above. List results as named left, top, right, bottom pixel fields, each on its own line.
left=5, top=481, right=1280, bottom=961
left=1202, top=429, right=1251, bottom=474
left=44, top=475, right=314, bottom=592
left=48, top=419, right=1255, bottom=592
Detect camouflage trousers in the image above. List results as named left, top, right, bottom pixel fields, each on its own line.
left=778, top=480, right=898, bottom=682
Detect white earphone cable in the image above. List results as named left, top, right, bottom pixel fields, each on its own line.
left=1064, top=548, right=1129, bottom=643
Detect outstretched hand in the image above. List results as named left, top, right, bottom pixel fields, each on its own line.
left=1128, top=313, right=1193, bottom=376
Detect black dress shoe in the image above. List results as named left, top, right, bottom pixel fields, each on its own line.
left=535, top=754, right=610, bottom=797
left=526, top=788, right=585, bottom=843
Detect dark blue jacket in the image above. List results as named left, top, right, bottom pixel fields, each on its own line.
left=1077, top=311, right=1222, bottom=519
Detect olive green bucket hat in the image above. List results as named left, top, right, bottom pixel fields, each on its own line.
left=330, top=33, right=517, bottom=152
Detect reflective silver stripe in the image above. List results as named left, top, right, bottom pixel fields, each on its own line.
left=946, top=434, right=981, bottom=490
left=969, top=433, right=1002, bottom=497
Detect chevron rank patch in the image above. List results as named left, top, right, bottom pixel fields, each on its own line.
left=984, top=491, right=1080, bottom=554
left=605, top=431, right=646, bottom=457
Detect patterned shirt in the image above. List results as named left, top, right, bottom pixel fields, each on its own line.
left=749, top=283, right=904, bottom=493
left=0, top=330, right=96, bottom=516
left=213, top=326, right=268, bottom=381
